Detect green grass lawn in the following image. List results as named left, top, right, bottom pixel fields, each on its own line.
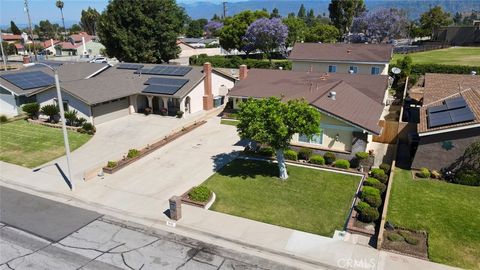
left=220, top=119, right=239, bottom=126
left=203, top=159, right=361, bottom=237
left=388, top=168, right=480, bottom=269
left=0, top=120, right=92, bottom=168
left=391, top=47, right=480, bottom=66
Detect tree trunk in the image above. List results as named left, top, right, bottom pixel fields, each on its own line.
left=275, top=149, right=288, bottom=180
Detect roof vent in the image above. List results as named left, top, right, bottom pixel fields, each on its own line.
left=471, top=70, right=477, bottom=76
left=348, top=69, right=354, bottom=74
left=329, top=91, right=336, bottom=100
left=347, top=49, right=352, bottom=54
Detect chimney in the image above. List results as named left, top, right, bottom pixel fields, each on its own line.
left=239, top=64, right=248, bottom=80
left=203, top=62, right=214, bottom=110
left=328, top=91, right=336, bottom=100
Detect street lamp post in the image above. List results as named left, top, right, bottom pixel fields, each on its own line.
left=24, top=62, right=74, bottom=190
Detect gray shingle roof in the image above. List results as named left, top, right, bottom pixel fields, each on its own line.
left=289, top=43, right=393, bottom=63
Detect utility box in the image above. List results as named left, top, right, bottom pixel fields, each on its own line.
left=169, top=196, right=182, bottom=220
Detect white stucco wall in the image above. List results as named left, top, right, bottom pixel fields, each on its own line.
left=292, top=61, right=389, bottom=75
left=0, top=89, right=18, bottom=117
left=36, top=88, right=92, bottom=122
left=211, top=73, right=235, bottom=97
left=184, top=81, right=205, bottom=114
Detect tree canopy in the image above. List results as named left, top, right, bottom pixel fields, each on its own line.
left=351, top=8, right=409, bottom=43
left=34, top=20, right=59, bottom=40
left=237, top=97, right=321, bottom=179
left=10, top=21, right=21, bottom=35
left=70, top=24, right=82, bottom=34
left=204, top=21, right=223, bottom=38
left=243, top=18, right=288, bottom=62
left=282, top=16, right=307, bottom=47
left=419, top=6, right=452, bottom=36
left=98, top=0, right=187, bottom=63
left=297, top=4, right=306, bottom=19
left=186, top=18, right=208, bottom=38
left=328, top=0, right=365, bottom=35
left=270, top=8, right=281, bottom=19
left=80, top=7, right=100, bottom=35
left=219, top=10, right=268, bottom=52
left=305, top=23, right=340, bottom=43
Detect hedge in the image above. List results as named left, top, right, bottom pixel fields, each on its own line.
left=309, top=155, right=325, bottom=165
left=363, top=194, right=382, bottom=208
left=323, top=152, right=336, bottom=165
left=257, top=147, right=274, bottom=157
left=411, top=63, right=479, bottom=75
left=358, top=206, right=380, bottom=223
left=453, top=169, right=480, bottom=186
left=190, top=55, right=292, bottom=70
left=298, top=147, right=313, bottom=160
left=360, top=186, right=381, bottom=199
left=364, top=177, right=386, bottom=193
left=284, top=149, right=298, bottom=161
left=334, top=159, right=350, bottom=169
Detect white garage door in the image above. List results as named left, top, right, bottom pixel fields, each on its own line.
left=92, top=97, right=129, bottom=125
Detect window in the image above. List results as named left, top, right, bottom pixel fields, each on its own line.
left=371, top=67, right=380, bottom=75
left=349, top=66, right=358, bottom=74
left=299, top=131, right=323, bottom=145
left=55, top=99, right=69, bottom=111
left=328, top=65, right=337, bottom=73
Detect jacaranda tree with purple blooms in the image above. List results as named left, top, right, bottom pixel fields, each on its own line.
left=242, top=18, right=288, bottom=64
left=351, top=8, right=408, bottom=43
left=204, top=21, right=223, bottom=38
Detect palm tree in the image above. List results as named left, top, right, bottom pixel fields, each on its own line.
left=56, top=0, right=66, bottom=37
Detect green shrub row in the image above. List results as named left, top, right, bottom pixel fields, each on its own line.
left=127, top=149, right=140, bottom=159
left=411, top=63, right=480, bottom=75
left=334, top=159, right=350, bottom=169
left=190, top=54, right=292, bottom=70
left=453, top=169, right=480, bottom=186
left=416, top=167, right=431, bottom=178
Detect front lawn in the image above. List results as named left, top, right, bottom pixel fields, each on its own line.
left=203, top=159, right=361, bottom=237
left=0, top=120, right=92, bottom=168
left=391, top=47, right=480, bottom=66
left=387, top=168, right=480, bottom=269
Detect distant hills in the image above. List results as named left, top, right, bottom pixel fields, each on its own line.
left=181, top=0, right=480, bottom=20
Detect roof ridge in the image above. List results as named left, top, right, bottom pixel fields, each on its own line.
left=310, top=80, right=344, bottom=103
left=424, top=88, right=472, bottom=107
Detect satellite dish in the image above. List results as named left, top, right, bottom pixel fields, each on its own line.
left=391, top=67, right=401, bottom=75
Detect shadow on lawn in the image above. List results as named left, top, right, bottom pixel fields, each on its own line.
left=212, top=157, right=279, bottom=179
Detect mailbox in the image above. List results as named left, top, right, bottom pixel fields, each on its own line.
left=169, top=196, right=182, bottom=220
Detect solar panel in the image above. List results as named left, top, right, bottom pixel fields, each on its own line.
left=134, top=65, right=192, bottom=76
left=444, top=96, right=467, bottom=110
left=449, top=107, right=475, bottom=124
left=428, top=110, right=453, bottom=128
left=117, top=63, right=144, bottom=70
left=142, top=84, right=181, bottom=95
left=144, top=77, right=188, bottom=87
left=0, top=71, right=55, bottom=90
left=427, top=104, right=448, bottom=114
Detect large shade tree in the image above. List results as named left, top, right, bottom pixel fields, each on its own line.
left=242, top=18, right=288, bottom=63
left=304, top=23, right=340, bottom=43
left=282, top=16, right=307, bottom=47
left=419, top=6, right=452, bottom=37
left=328, top=0, right=365, bottom=35
left=237, top=97, right=321, bottom=179
left=98, top=0, right=187, bottom=63
left=219, top=10, right=268, bottom=52
left=80, top=7, right=100, bottom=35
left=351, top=8, right=409, bottom=43
left=10, top=21, right=21, bottom=35
left=204, top=21, right=223, bottom=38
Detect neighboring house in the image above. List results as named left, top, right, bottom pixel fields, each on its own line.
left=432, top=21, right=480, bottom=46
left=19, top=62, right=235, bottom=125
left=228, top=67, right=389, bottom=155
left=289, top=43, right=393, bottom=75
left=56, top=32, right=105, bottom=57
left=176, top=40, right=223, bottom=60
left=180, top=38, right=219, bottom=48
left=411, top=73, right=480, bottom=171
left=0, top=62, right=109, bottom=117
left=41, top=39, right=61, bottom=55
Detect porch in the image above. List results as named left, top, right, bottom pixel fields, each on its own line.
left=133, top=94, right=192, bottom=117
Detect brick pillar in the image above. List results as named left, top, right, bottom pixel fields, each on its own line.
left=203, top=62, right=214, bottom=110
left=239, top=64, right=248, bottom=80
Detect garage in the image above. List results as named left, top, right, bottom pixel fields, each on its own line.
left=92, top=97, right=129, bottom=125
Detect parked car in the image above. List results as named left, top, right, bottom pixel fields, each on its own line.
left=89, top=56, right=108, bottom=63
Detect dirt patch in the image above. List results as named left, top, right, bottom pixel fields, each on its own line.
left=382, top=229, right=428, bottom=259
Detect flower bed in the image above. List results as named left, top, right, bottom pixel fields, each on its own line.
left=382, top=228, right=428, bottom=260
left=27, top=118, right=81, bottom=131
left=103, top=120, right=206, bottom=174
left=180, top=186, right=215, bottom=209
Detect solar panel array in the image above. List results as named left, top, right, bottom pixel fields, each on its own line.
left=117, top=63, right=144, bottom=70
left=141, top=77, right=190, bottom=95
left=134, top=65, right=192, bottom=76
left=0, top=71, right=55, bottom=90
left=427, top=96, right=475, bottom=128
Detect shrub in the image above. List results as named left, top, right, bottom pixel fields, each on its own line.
left=298, top=147, right=313, bottom=160
left=399, top=231, right=419, bottom=245
left=370, top=168, right=385, bottom=178
left=176, top=110, right=184, bottom=118
left=284, top=149, right=298, bottom=161
left=360, top=186, right=381, bottom=199
left=41, top=104, right=60, bottom=122
left=357, top=206, right=379, bottom=223
left=453, top=169, right=480, bottom=186
left=364, top=177, right=386, bottom=193
left=107, top=161, right=117, bottom=168
left=188, top=186, right=211, bottom=202
left=411, top=63, right=480, bottom=75
left=309, top=155, right=325, bottom=165
left=127, top=149, right=140, bottom=159
left=387, top=233, right=404, bottom=242
left=257, top=147, right=274, bottom=157
left=355, top=152, right=369, bottom=160
left=323, top=152, right=336, bottom=165
left=78, top=122, right=96, bottom=135
left=416, top=167, right=430, bottom=178
left=144, top=107, right=152, bottom=115
left=76, top=117, right=87, bottom=127
left=22, top=103, right=40, bottom=119
left=355, top=201, right=370, bottom=213
left=375, top=173, right=388, bottom=184
left=334, top=159, right=350, bottom=169
left=430, top=170, right=442, bottom=179
left=64, top=110, right=78, bottom=126
left=379, top=163, right=391, bottom=174
left=0, top=115, right=7, bottom=123
left=363, top=194, right=382, bottom=208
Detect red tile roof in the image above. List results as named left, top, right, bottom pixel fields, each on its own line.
left=1, top=34, right=22, bottom=41
left=289, top=43, right=393, bottom=63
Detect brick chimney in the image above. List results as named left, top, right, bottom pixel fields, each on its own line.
left=203, top=62, right=214, bottom=110
left=239, top=64, right=248, bottom=80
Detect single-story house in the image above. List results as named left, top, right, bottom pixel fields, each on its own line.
left=289, top=43, right=393, bottom=75
left=228, top=66, right=389, bottom=155
left=56, top=32, right=105, bottom=57
left=411, top=73, right=480, bottom=171
left=0, top=62, right=109, bottom=117
left=432, top=21, right=480, bottom=46
left=180, top=38, right=219, bottom=48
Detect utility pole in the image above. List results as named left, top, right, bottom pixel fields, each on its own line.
left=222, top=2, right=227, bottom=19
left=24, top=0, right=38, bottom=62
left=0, top=29, right=7, bottom=71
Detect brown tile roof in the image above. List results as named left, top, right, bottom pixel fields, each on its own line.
left=418, top=73, right=480, bottom=134
left=289, top=43, right=393, bottom=63
left=228, top=69, right=388, bottom=134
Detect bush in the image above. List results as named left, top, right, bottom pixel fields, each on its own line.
left=399, top=231, right=419, bottom=245
left=22, top=103, right=40, bottom=119
left=364, top=177, right=386, bottom=193
left=127, top=149, right=140, bottom=159
left=64, top=110, right=78, bottom=126
left=355, top=152, right=369, bottom=160
left=387, top=233, right=404, bottom=242
left=176, top=110, right=184, bottom=118
left=78, top=122, right=96, bottom=135
left=107, top=161, right=117, bottom=168
left=188, top=186, right=211, bottom=202
left=284, top=149, right=298, bottom=161
left=323, top=152, right=336, bottom=165
left=375, top=173, right=388, bottom=184
left=189, top=55, right=292, bottom=70
left=360, top=186, right=381, bottom=199
left=0, top=115, right=7, bottom=123
left=357, top=206, right=379, bottom=223
left=416, top=167, right=430, bottom=178
left=363, top=194, right=382, bottom=208
left=453, top=169, right=480, bottom=186
left=76, top=117, right=87, bottom=127
left=41, top=104, right=60, bottom=122
left=257, top=147, right=274, bottom=157
left=298, top=147, right=313, bottom=160
left=334, top=159, right=350, bottom=169
left=355, top=201, right=370, bottom=213
left=371, top=168, right=385, bottom=178
left=379, top=163, right=391, bottom=174
left=309, top=155, right=325, bottom=165
left=411, top=63, right=480, bottom=75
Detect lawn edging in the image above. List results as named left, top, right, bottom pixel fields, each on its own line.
left=27, top=118, right=81, bottom=131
